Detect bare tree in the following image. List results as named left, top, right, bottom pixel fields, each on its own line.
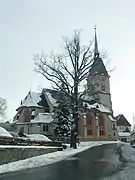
left=0, top=97, right=7, bottom=121
left=34, top=31, right=104, bottom=148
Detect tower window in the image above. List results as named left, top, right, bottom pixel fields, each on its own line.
left=43, top=124, right=48, bottom=132
left=101, top=85, right=106, bottom=91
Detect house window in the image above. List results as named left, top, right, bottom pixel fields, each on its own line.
left=114, top=132, right=116, bottom=136
left=43, top=124, right=48, bottom=132
left=87, top=129, right=93, bottom=135
left=101, top=85, right=105, bottom=91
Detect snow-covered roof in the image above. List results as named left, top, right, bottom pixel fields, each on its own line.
left=85, top=102, right=111, bottom=113
left=31, top=113, right=53, bottom=124
left=17, top=91, right=42, bottom=110
left=118, top=132, right=130, bottom=137
left=45, top=92, right=58, bottom=107
left=0, top=127, right=13, bottom=138
left=83, top=94, right=95, bottom=101
left=108, top=115, right=117, bottom=122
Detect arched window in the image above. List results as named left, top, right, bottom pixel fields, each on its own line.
left=98, top=114, right=105, bottom=136
left=87, top=112, right=94, bottom=136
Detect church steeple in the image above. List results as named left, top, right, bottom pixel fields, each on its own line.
left=89, top=27, right=108, bottom=76
left=94, top=27, right=99, bottom=58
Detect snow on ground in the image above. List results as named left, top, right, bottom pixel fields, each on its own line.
left=0, top=141, right=119, bottom=174
left=102, top=143, right=135, bottom=180
left=0, top=127, right=13, bottom=138
left=0, top=145, right=57, bottom=149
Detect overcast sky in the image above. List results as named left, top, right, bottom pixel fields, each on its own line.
left=0, top=0, right=135, bottom=124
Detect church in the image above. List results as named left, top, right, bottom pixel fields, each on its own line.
left=13, top=29, right=117, bottom=141
left=78, top=28, right=117, bottom=141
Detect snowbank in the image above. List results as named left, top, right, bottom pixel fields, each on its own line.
left=26, top=134, right=52, bottom=142
left=118, top=132, right=130, bottom=137
left=121, top=143, right=135, bottom=162
left=0, top=127, right=13, bottom=138
left=102, top=143, right=135, bottom=180
left=0, top=145, right=56, bottom=149
left=0, top=141, right=119, bottom=174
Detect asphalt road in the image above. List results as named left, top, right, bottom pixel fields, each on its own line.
left=0, top=144, right=122, bottom=180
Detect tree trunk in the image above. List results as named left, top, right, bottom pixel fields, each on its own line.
left=70, top=79, right=78, bottom=149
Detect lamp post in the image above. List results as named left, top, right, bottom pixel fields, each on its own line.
left=83, top=113, right=87, bottom=138
left=95, top=112, right=99, bottom=138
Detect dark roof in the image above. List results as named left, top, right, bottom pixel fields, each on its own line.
left=115, top=114, right=131, bottom=126
left=42, top=88, right=70, bottom=106
left=89, top=57, right=108, bottom=76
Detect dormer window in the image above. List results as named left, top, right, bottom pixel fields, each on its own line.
left=16, top=114, right=19, bottom=120
left=31, top=109, right=35, bottom=120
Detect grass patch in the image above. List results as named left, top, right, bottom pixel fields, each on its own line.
left=0, top=147, right=57, bottom=165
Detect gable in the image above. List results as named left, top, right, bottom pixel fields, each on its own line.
left=16, top=91, right=42, bottom=110
left=116, top=114, right=131, bottom=126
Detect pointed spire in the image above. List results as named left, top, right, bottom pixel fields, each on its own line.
left=94, top=27, right=99, bottom=58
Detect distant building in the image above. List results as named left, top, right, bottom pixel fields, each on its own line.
left=115, top=114, right=131, bottom=133
left=118, top=132, right=130, bottom=142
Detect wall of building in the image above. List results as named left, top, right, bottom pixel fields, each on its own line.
left=14, top=123, right=40, bottom=134
left=40, top=123, right=54, bottom=137
left=87, top=75, right=110, bottom=94
left=87, top=74, right=112, bottom=111
left=14, top=107, right=46, bottom=123
left=14, top=123, right=53, bottom=136
left=117, top=126, right=131, bottom=132
left=78, top=111, right=117, bottom=140
left=106, top=119, right=118, bottom=140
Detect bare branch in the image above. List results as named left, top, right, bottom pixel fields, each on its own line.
left=0, top=98, right=7, bottom=118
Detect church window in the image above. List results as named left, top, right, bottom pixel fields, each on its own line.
left=100, top=130, right=104, bottom=136
left=101, top=85, right=106, bottom=91
left=87, top=129, right=93, bottom=135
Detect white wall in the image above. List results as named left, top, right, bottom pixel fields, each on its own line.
left=117, top=126, right=131, bottom=132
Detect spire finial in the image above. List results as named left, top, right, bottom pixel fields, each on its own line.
left=94, top=26, right=99, bottom=58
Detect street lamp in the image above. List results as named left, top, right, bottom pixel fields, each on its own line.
left=95, top=112, right=99, bottom=138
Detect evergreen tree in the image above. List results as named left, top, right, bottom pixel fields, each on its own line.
left=53, top=103, right=72, bottom=137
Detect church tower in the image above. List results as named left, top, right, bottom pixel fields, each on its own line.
left=87, top=28, right=112, bottom=113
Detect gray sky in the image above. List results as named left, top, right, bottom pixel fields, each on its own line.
left=0, top=0, right=135, bottom=124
